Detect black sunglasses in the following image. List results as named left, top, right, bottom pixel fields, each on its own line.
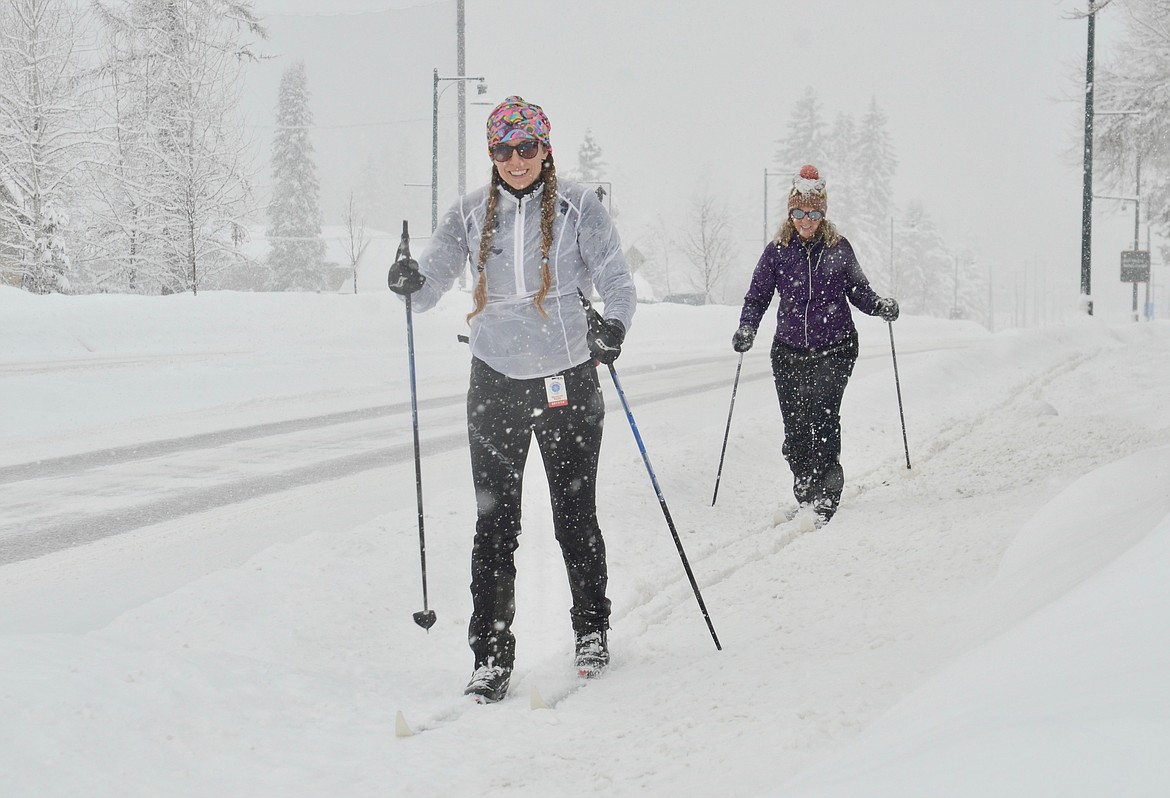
left=790, top=208, right=824, bottom=221
left=490, top=140, right=542, bottom=162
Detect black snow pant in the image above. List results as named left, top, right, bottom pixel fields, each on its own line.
left=465, top=357, right=611, bottom=670
left=770, top=332, right=858, bottom=521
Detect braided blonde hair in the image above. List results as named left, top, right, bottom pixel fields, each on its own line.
left=467, top=153, right=558, bottom=323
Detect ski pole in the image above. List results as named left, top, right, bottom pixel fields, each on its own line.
left=605, top=362, right=721, bottom=650
left=577, top=291, right=721, bottom=650
left=710, top=353, right=744, bottom=506
left=888, top=322, right=911, bottom=470
left=392, top=221, right=437, bottom=631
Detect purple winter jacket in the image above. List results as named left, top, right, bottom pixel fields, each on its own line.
left=738, top=234, right=883, bottom=352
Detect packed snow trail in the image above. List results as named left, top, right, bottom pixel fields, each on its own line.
left=4, top=289, right=1170, bottom=796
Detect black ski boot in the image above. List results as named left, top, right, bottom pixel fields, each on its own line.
left=812, top=496, right=837, bottom=526
left=464, top=664, right=511, bottom=704
left=575, top=630, right=610, bottom=679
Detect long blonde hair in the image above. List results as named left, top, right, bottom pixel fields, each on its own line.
left=774, top=216, right=842, bottom=247
left=467, top=153, right=558, bottom=323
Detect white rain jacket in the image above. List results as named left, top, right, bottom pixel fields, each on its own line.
left=411, top=178, right=636, bottom=379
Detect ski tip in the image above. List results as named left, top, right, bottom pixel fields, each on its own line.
left=530, top=686, right=549, bottom=711
left=395, top=709, right=413, bottom=738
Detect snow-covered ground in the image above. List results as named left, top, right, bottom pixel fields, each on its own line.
left=2, top=285, right=1168, bottom=797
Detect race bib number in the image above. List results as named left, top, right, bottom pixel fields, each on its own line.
left=545, top=375, right=568, bottom=408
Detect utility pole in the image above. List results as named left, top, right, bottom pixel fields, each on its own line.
left=1080, top=0, right=1097, bottom=315
left=431, top=68, right=440, bottom=233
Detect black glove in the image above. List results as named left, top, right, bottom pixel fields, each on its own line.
left=588, top=316, right=626, bottom=364
left=876, top=297, right=899, bottom=322
left=388, top=256, right=425, bottom=295
left=732, top=325, right=756, bottom=353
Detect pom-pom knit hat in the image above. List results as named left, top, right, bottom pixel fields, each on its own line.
left=486, top=96, right=552, bottom=152
left=787, top=164, right=827, bottom=214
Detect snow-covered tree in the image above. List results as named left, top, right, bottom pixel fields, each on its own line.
left=90, top=0, right=264, bottom=295
left=576, top=129, right=606, bottom=182
left=342, top=190, right=366, bottom=294
left=850, top=97, right=898, bottom=290
left=0, top=0, right=89, bottom=293
left=82, top=17, right=159, bottom=293
left=950, top=250, right=988, bottom=323
left=892, top=201, right=951, bottom=315
left=824, top=112, right=860, bottom=232
left=629, top=216, right=677, bottom=300
left=266, top=60, right=325, bottom=291
left=679, top=186, right=736, bottom=303
left=353, top=152, right=395, bottom=237
left=1094, top=0, right=1170, bottom=244
left=775, top=87, right=828, bottom=172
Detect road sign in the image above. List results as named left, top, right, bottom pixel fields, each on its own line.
left=1121, top=250, right=1150, bottom=283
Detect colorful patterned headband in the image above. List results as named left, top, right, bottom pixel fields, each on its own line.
left=486, top=96, right=552, bottom=152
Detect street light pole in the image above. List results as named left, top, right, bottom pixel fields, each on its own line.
left=431, top=68, right=486, bottom=233
left=456, top=0, right=467, bottom=198
left=432, top=68, right=440, bottom=233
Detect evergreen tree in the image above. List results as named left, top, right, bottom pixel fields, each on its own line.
left=894, top=201, right=950, bottom=315
left=851, top=97, right=898, bottom=290
left=267, top=60, right=326, bottom=291
left=825, top=111, right=860, bottom=233
left=353, top=152, right=394, bottom=236
left=775, top=87, right=828, bottom=171
left=577, top=129, right=606, bottom=182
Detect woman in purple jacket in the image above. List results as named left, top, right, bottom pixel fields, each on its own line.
left=732, top=165, right=899, bottom=526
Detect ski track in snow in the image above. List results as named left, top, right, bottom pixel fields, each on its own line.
left=391, top=328, right=1170, bottom=793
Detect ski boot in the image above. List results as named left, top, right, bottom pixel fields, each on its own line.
left=575, top=630, right=610, bottom=679
left=464, top=664, right=511, bottom=704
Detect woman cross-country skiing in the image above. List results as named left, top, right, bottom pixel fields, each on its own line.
left=733, top=164, right=900, bottom=528
left=388, top=96, right=636, bottom=703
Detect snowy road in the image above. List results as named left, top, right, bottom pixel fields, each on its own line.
left=0, top=352, right=768, bottom=565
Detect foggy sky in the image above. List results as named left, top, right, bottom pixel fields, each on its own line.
left=246, top=0, right=1149, bottom=320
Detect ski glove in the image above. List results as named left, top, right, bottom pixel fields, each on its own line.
left=876, top=297, right=900, bottom=322
left=588, top=317, right=626, bottom=365
left=388, top=258, right=425, bottom=295
left=732, top=325, right=756, bottom=353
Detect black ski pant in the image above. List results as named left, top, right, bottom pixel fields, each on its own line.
left=770, top=332, right=858, bottom=520
left=465, top=357, right=611, bottom=670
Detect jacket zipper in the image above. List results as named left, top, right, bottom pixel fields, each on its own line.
left=513, top=195, right=527, bottom=295
left=801, top=244, right=823, bottom=348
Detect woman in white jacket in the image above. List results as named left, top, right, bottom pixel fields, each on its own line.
left=389, top=96, right=636, bottom=703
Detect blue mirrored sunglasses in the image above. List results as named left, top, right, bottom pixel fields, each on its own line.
left=790, top=208, right=824, bottom=221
